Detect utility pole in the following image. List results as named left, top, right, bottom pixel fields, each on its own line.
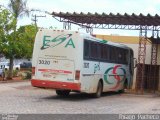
left=31, top=14, right=46, bottom=27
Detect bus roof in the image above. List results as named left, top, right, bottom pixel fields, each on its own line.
left=38, top=29, right=132, bottom=50
left=81, top=33, right=131, bottom=50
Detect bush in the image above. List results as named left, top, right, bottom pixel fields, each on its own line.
left=20, top=71, right=32, bottom=80
left=13, top=69, right=20, bottom=77
left=2, top=69, right=31, bottom=80
left=3, top=69, right=20, bottom=78
left=4, top=70, right=9, bottom=77
left=25, top=71, right=32, bottom=79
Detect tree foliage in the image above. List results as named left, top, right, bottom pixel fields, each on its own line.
left=0, top=7, right=16, bottom=56
left=16, top=24, right=37, bottom=58
left=0, top=4, right=37, bottom=79
left=8, top=0, right=29, bottom=19
left=0, top=7, right=37, bottom=59
left=1, top=0, right=33, bottom=79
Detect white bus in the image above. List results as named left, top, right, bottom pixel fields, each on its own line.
left=31, top=29, right=134, bottom=97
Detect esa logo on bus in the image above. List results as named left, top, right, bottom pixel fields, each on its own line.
left=41, top=34, right=75, bottom=50
left=104, top=65, right=126, bottom=89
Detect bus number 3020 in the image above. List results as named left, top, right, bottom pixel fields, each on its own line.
left=39, top=60, right=50, bottom=65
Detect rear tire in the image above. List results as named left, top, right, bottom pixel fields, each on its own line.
left=56, top=90, right=70, bottom=96
left=16, top=67, right=19, bottom=70
left=93, top=81, right=103, bottom=98
left=118, top=89, right=125, bottom=93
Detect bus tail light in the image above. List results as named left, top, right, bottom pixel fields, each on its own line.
left=32, top=67, right=35, bottom=75
left=75, top=70, right=80, bottom=80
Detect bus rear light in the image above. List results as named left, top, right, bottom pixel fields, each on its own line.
left=75, top=70, right=80, bottom=80
left=32, top=67, right=35, bottom=75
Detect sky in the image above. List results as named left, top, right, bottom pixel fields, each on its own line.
left=1, top=0, right=160, bottom=36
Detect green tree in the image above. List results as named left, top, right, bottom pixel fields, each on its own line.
left=6, top=24, right=37, bottom=59
left=16, top=25, right=37, bottom=59
left=8, top=0, right=29, bottom=20
left=0, top=18, right=37, bottom=79
left=5, top=0, right=30, bottom=79
left=0, top=7, right=16, bottom=79
left=0, top=4, right=36, bottom=79
left=0, top=7, right=16, bottom=56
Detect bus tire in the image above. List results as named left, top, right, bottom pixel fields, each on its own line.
left=93, top=81, right=103, bottom=98
left=118, top=79, right=127, bottom=93
left=16, top=67, right=19, bottom=70
left=118, top=89, right=125, bottom=93
left=56, top=90, right=70, bottom=96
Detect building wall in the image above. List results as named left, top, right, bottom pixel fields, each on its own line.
left=95, top=34, right=159, bottom=89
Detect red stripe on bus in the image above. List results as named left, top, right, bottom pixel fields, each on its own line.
left=31, top=79, right=81, bottom=91
left=38, top=69, right=72, bottom=74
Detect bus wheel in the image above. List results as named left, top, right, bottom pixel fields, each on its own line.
left=56, top=90, right=70, bottom=96
left=94, top=81, right=103, bottom=98
left=118, top=89, right=125, bottom=93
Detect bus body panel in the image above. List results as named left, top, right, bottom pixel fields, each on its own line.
left=80, top=61, right=129, bottom=93
left=32, top=29, right=134, bottom=94
left=32, top=30, right=82, bottom=91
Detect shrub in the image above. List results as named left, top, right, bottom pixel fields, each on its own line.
left=20, top=71, right=32, bottom=80
left=25, top=71, right=32, bottom=79
left=3, top=69, right=20, bottom=78
left=4, top=70, right=9, bottom=77
left=13, top=69, right=20, bottom=77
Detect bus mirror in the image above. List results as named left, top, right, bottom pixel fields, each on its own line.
left=133, top=58, right=137, bottom=68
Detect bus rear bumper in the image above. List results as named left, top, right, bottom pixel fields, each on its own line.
left=31, top=79, right=81, bottom=91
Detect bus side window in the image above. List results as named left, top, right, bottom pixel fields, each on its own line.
left=110, top=46, right=117, bottom=62
left=125, top=50, right=129, bottom=64
left=97, top=43, right=101, bottom=59
left=120, top=49, right=128, bottom=64
left=84, top=40, right=90, bottom=59
left=121, top=49, right=125, bottom=64
left=100, top=44, right=108, bottom=61
left=90, top=42, right=98, bottom=59
left=117, top=48, right=123, bottom=63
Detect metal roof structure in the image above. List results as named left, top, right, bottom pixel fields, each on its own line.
left=149, top=37, right=160, bottom=44
left=51, top=11, right=160, bottom=93
left=51, top=12, right=160, bottom=31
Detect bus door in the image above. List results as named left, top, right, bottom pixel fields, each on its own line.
left=128, top=49, right=134, bottom=88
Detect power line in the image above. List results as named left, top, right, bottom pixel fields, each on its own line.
left=31, top=14, right=46, bottom=26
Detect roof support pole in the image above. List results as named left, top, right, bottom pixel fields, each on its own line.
left=150, top=30, right=159, bottom=93
left=86, top=27, right=93, bottom=35
left=151, top=44, right=158, bottom=65
left=151, top=30, right=158, bottom=65
left=135, top=26, right=147, bottom=94
left=63, top=22, right=71, bottom=30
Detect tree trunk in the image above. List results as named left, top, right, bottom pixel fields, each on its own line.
left=7, top=57, right=14, bottom=80
left=7, top=18, right=17, bottom=80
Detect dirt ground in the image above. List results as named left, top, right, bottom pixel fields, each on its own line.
left=0, top=76, right=23, bottom=83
